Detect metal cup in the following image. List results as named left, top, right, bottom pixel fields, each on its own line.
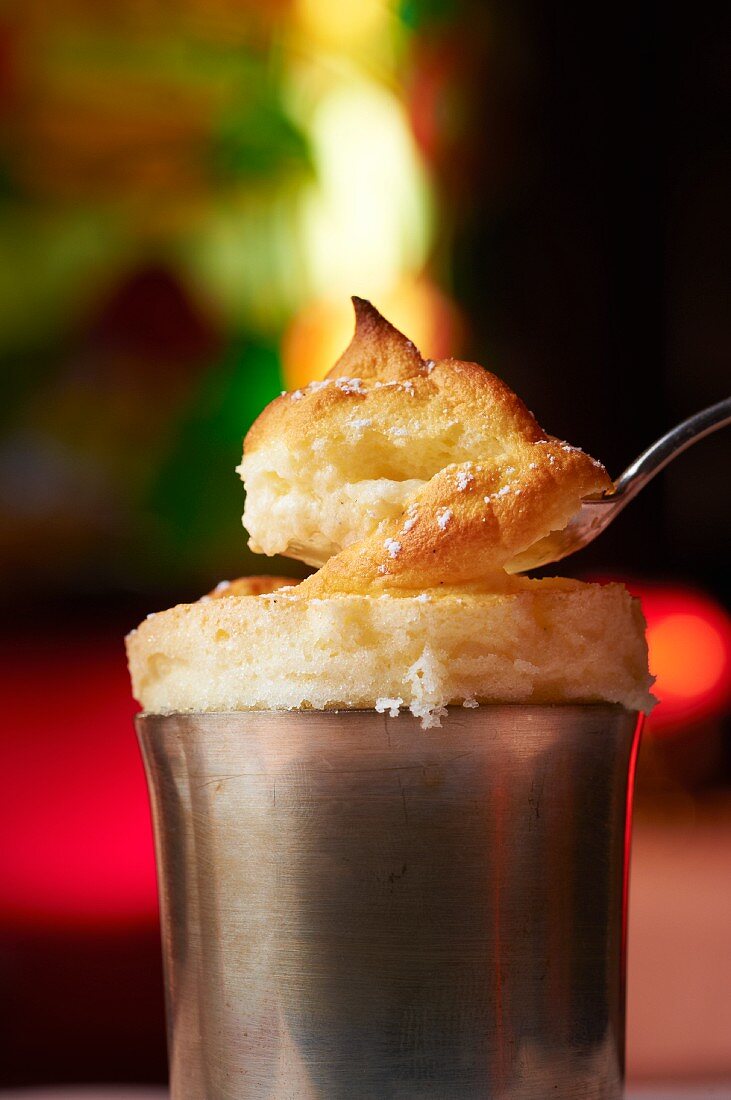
left=136, top=705, right=641, bottom=1099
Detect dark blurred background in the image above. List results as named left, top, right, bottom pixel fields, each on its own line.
left=1, top=0, right=729, bottom=1089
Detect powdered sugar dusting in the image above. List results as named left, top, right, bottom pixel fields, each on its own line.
left=291, top=379, right=330, bottom=400
left=383, top=537, right=402, bottom=558
left=455, top=469, right=474, bottom=491
left=336, top=377, right=366, bottom=395
left=486, top=482, right=521, bottom=503
left=402, top=502, right=419, bottom=533
left=437, top=507, right=453, bottom=531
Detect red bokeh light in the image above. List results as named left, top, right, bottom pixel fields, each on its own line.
left=630, top=585, right=731, bottom=733
left=0, top=633, right=157, bottom=928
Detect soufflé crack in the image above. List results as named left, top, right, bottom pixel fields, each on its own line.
left=127, top=299, right=654, bottom=726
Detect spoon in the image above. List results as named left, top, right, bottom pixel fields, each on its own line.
left=508, top=396, right=731, bottom=573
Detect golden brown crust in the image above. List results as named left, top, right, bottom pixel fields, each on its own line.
left=244, top=298, right=542, bottom=459
left=240, top=298, right=612, bottom=592
left=328, top=296, right=426, bottom=380
left=298, top=448, right=608, bottom=596
left=207, top=575, right=297, bottom=599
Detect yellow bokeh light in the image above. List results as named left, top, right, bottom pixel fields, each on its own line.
left=294, top=0, right=388, bottom=49
left=297, top=81, right=432, bottom=301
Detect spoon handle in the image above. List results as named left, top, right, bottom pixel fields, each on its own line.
left=612, top=396, right=731, bottom=505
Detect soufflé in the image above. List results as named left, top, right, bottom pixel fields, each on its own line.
left=127, top=299, right=654, bottom=726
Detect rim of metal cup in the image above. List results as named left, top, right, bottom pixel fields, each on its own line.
left=136, top=702, right=638, bottom=719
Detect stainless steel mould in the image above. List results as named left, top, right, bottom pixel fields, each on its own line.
left=137, top=705, right=641, bottom=1099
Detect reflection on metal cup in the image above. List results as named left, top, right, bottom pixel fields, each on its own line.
left=136, top=705, right=641, bottom=1099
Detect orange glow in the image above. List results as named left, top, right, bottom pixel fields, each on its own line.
left=282, top=278, right=462, bottom=391
left=648, top=612, right=728, bottom=702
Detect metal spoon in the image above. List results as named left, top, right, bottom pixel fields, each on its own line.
left=508, top=396, right=731, bottom=573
